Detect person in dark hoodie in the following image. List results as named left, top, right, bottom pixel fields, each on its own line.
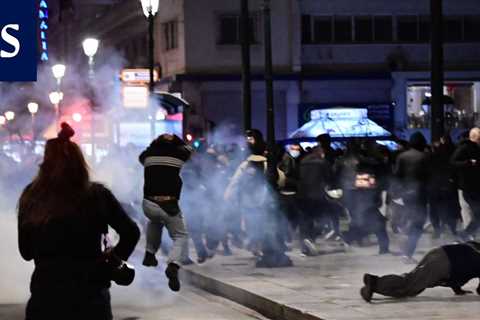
left=451, top=127, right=480, bottom=240
left=393, top=131, right=430, bottom=263
left=360, top=241, right=480, bottom=302
left=139, top=134, right=192, bottom=292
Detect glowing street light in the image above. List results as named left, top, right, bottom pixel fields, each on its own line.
left=82, top=38, right=99, bottom=58
left=52, top=64, right=66, bottom=83
left=0, top=115, right=5, bottom=126
left=72, top=113, right=82, bottom=122
left=4, top=111, right=15, bottom=121
left=140, top=0, right=159, bottom=18
left=27, top=102, right=39, bottom=115
left=49, top=91, right=63, bottom=105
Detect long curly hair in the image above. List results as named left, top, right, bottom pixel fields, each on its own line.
left=18, top=123, right=90, bottom=226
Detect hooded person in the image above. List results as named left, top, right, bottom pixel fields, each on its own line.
left=224, top=129, right=290, bottom=267
left=451, top=127, right=480, bottom=240
left=393, top=131, right=430, bottom=263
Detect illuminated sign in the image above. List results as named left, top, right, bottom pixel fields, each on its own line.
left=122, top=85, right=149, bottom=108
left=38, top=0, right=48, bottom=61
left=121, top=68, right=158, bottom=83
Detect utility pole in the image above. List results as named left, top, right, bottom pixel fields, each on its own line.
left=241, top=0, right=252, bottom=131
left=431, top=0, right=444, bottom=141
left=148, top=8, right=156, bottom=140
left=263, top=0, right=276, bottom=186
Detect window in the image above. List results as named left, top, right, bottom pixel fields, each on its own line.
left=313, top=16, right=332, bottom=43
left=355, top=16, right=373, bottom=42
left=301, top=15, right=312, bottom=44
left=397, top=16, right=418, bottom=42
left=374, top=16, right=393, bottom=42
left=218, top=14, right=257, bottom=45
left=163, top=21, right=178, bottom=51
left=444, top=17, right=463, bottom=42
left=419, top=16, right=430, bottom=42
left=464, top=15, right=480, bottom=42
left=334, top=16, right=352, bottom=42
left=407, top=83, right=477, bottom=129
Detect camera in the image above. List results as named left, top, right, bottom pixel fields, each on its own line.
left=102, top=249, right=135, bottom=286
left=111, top=261, right=135, bottom=286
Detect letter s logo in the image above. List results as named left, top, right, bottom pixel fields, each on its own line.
left=1, top=24, right=20, bottom=58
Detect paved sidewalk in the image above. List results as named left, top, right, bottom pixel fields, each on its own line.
left=182, top=236, right=480, bottom=320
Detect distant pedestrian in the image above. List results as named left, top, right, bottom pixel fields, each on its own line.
left=361, top=241, right=480, bottom=302
left=139, top=134, right=192, bottom=292
left=451, top=127, right=480, bottom=240
left=393, top=132, right=430, bottom=263
left=18, top=123, right=140, bottom=320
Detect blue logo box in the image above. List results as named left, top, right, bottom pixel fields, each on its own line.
left=0, top=0, right=37, bottom=81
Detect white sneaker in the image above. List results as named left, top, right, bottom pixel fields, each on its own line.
left=303, top=239, right=319, bottom=256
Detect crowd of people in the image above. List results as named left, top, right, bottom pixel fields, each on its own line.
left=171, top=127, right=480, bottom=267
left=8, top=121, right=480, bottom=318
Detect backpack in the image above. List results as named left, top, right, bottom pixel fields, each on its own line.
left=239, top=160, right=269, bottom=208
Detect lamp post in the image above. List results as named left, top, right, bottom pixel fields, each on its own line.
left=241, top=0, right=252, bottom=131
left=49, top=91, right=63, bottom=121
left=82, top=37, right=100, bottom=164
left=27, top=102, right=39, bottom=145
left=262, top=0, right=276, bottom=186
left=4, top=111, right=15, bottom=144
left=430, top=0, right=444, bottom=142
left=140, top=0, right=159, bottom=140
left=0, top=115, right=5, bottom=149
left=52, top=64, right=66, bottom=129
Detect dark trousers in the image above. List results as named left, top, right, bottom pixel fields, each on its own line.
left=343, top=190, right=389, bottom=253
left=372, top=248, right=450, bottom=298
left=404, top=199, right=427, bottom=257
left=429, top=189, right=459, bottom=236
left=463, top=192, right=480, bottom=237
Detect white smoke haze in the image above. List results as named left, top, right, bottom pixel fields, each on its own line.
left=0, top=42, right=287, bottom=311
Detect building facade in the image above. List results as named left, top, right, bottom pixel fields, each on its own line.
left=50, top=0, right=480, bottom=142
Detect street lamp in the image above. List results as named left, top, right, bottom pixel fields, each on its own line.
left=4, top=111, right=15, bottom=121
left=52, top=64, right=66, bottom=84
left=28, top=102, right=39, bottom=145
left=139, top=0, right=159, bottom=140
left=4, top=111, right=15, bottom=144
left=49, top=91, right=63, bottom=105
left=82, top=37, right=100, bottom=164
left=52, top=64, right=66, bottom=128
left=82, top=38, right=99, bottom=78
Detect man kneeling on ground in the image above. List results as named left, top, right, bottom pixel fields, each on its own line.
left=360, top=241, right=480, bottom=302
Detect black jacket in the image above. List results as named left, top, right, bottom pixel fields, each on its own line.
left=394, top=148, right=430, bottom=203
left=298, top=149, right=332, bottom=201
left=442, top=242, right=480, bottom=289
left=18, top=183, right=140, bottom=292
left=450, top=140, right=480, bottom=195
left=139, top=136, right=192, bottom=198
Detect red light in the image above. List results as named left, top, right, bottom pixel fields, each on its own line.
left=186, top=134, right=193, bottom=141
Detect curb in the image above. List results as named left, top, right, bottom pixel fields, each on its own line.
left=180, top=267, right=324, bottom=320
